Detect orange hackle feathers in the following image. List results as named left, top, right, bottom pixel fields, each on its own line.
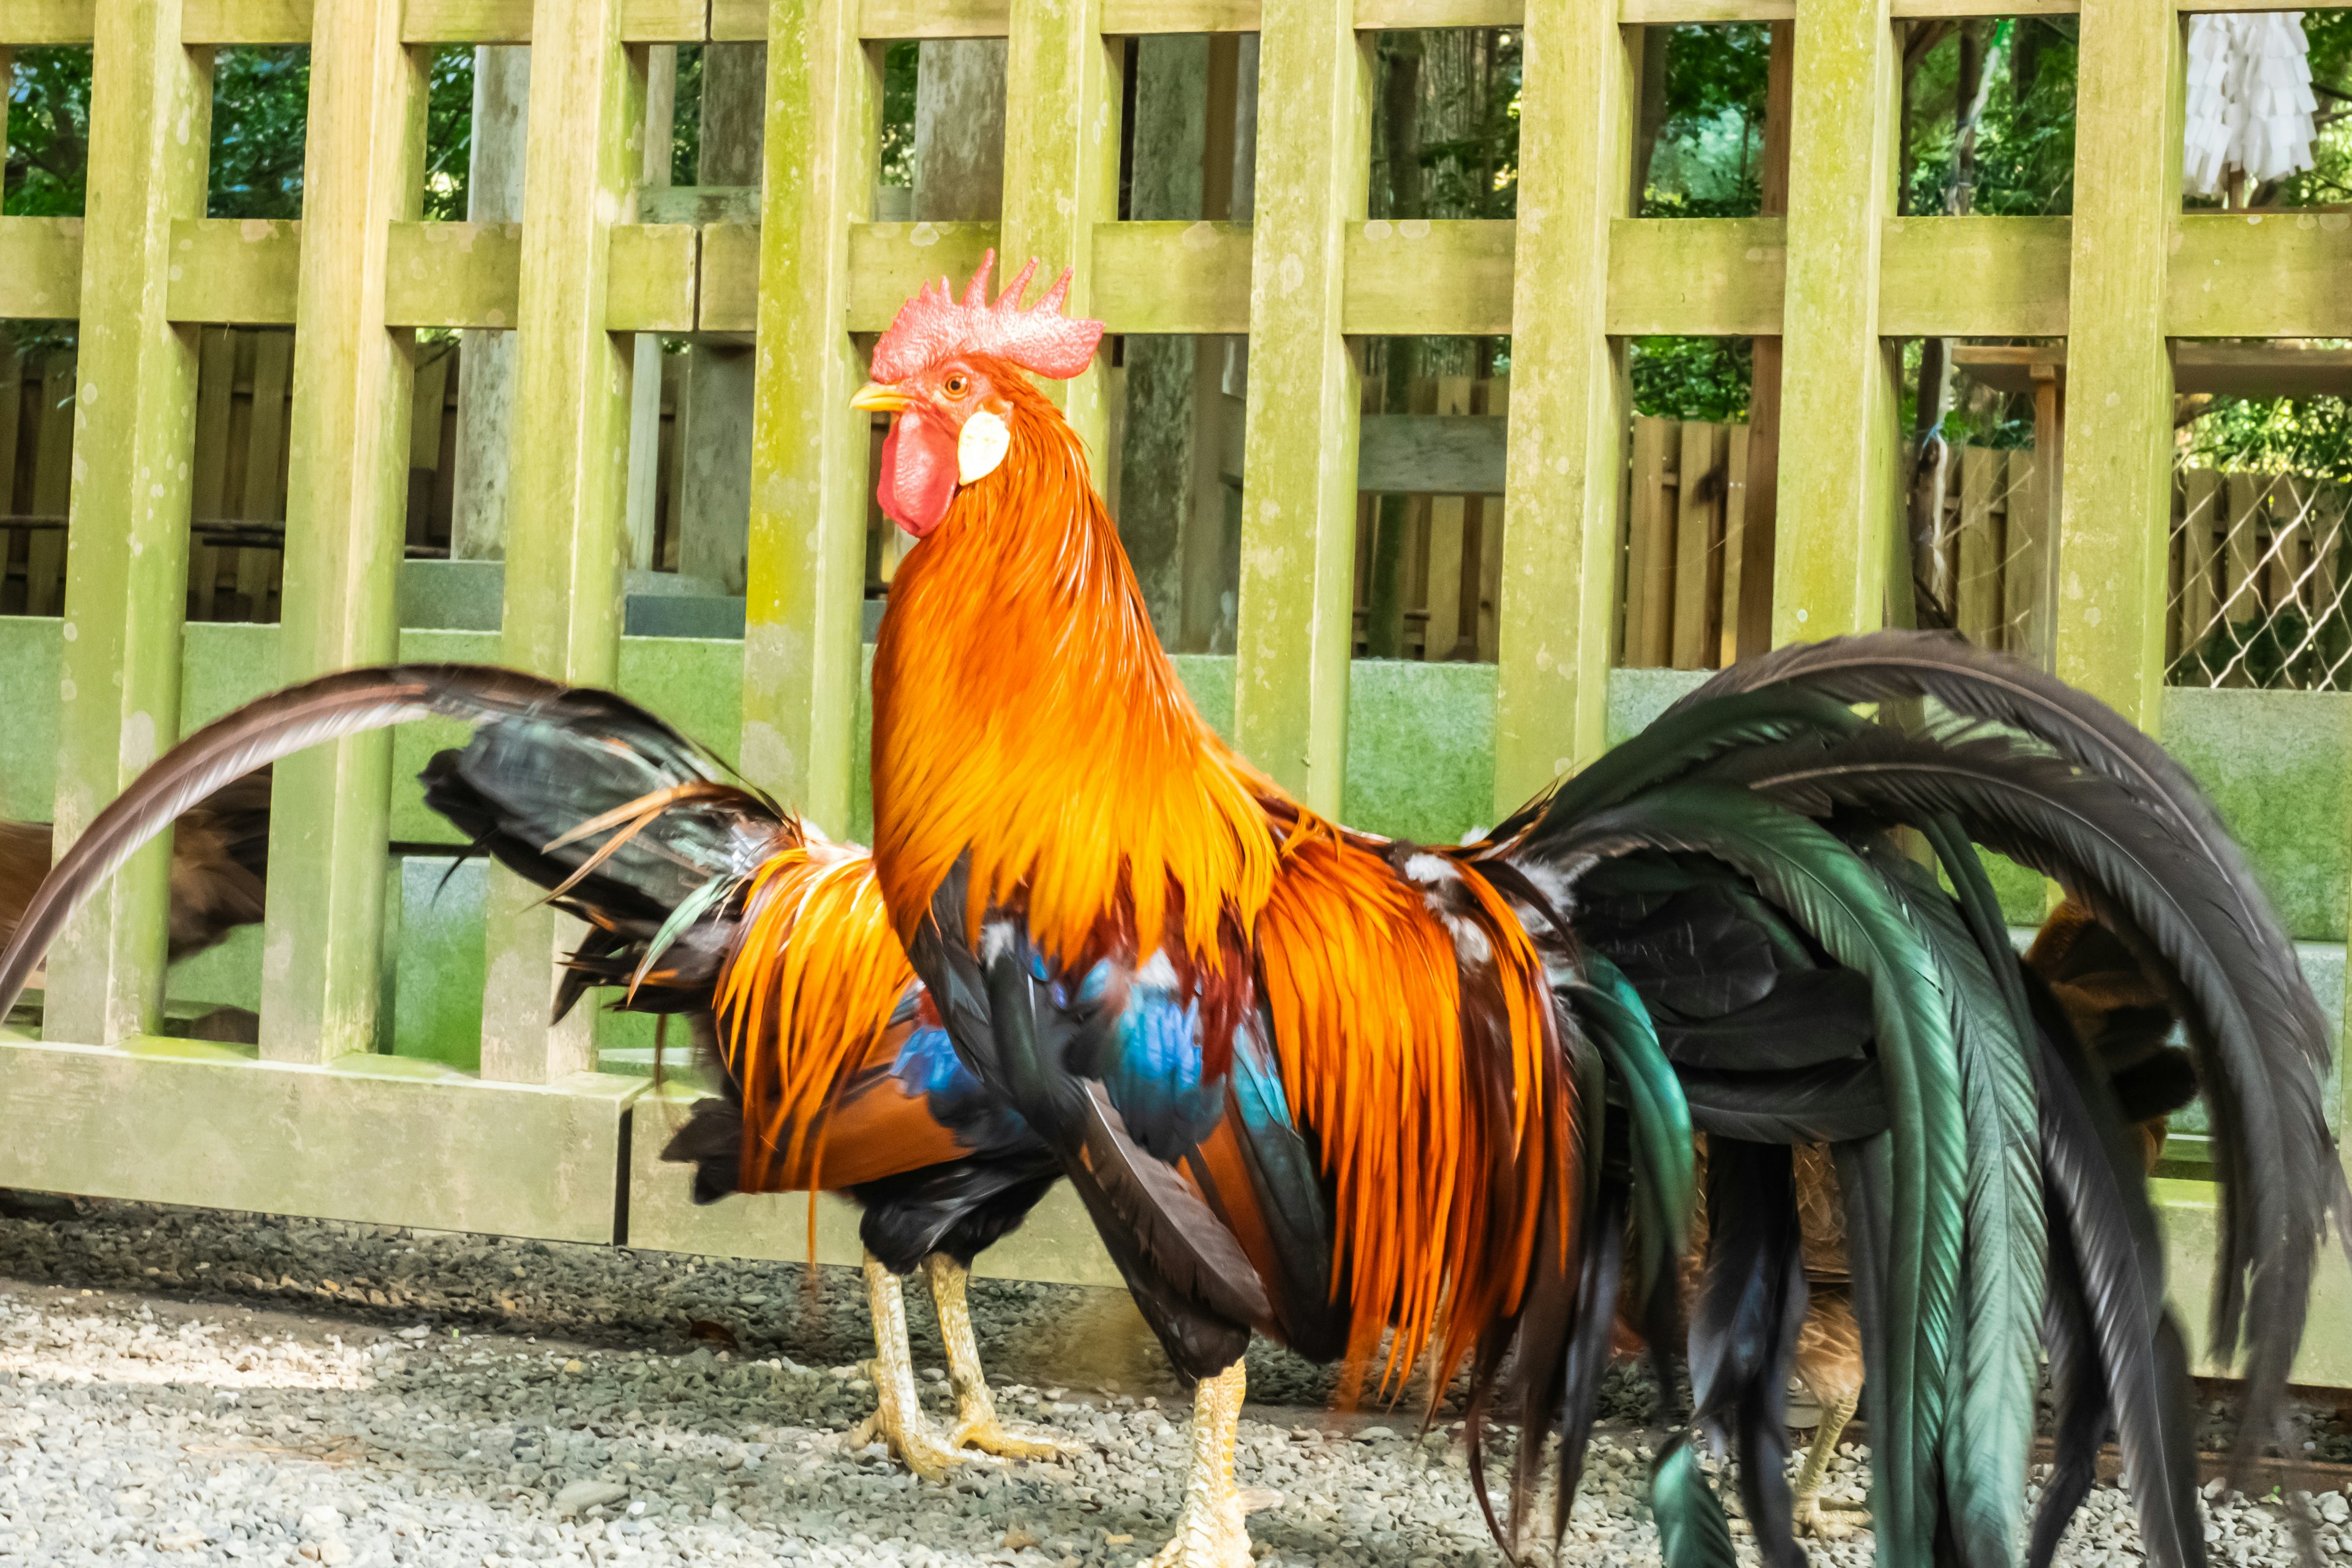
left=715, top=826, right=916, bottom=1198
left=866, top=342, right=1578, bottom=1396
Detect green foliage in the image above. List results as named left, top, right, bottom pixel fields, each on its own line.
left=1903, top=19, right=2078, bottom=217
left=880, top=42, right=919, bottom=188
left=1630, top=336, right=1751, bottom=423
left=207, top=48, right=311, bottom=220
left=2178, top=604, right=2352, bottom=692
left=5, top=47, right=92, bottom=218
left=1368, top=29, right=1521, bottom=222
left=672, top=44, right=704, bottom=185
left=2185, top=394, right=2352, bottom=481
left=1642, top=23, right=1770, bottom=217
left=421, top=47, right=477, bottom=222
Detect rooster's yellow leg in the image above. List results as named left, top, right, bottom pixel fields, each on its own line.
left=1791, top=1387, right=1863, bottom=1536
left=1140, top=1360, right=1260, bottom=1568
left=924, top=1254, right=1076, bottom=1460
left=848, top=1252, right=980, bottom=1482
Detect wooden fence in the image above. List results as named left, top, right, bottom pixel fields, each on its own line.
left=2, top=0, right=2351, bottom=1373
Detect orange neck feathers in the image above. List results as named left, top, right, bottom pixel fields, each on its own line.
left=869, top=364, right=1283, bottom=981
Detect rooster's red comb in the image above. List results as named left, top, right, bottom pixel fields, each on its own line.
left=869, top=251, right=1104, bottom=384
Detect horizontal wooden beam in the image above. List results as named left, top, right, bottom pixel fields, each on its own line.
left=844, top=219, right=998, bottom=330
left=1359, top=413, right=1506, bottom=494
left=2171, top=212, right=2352, bottom=339
left=1879, top=214, right=2070, bottom=337
left=1607, top=217, right=1784, bottom=336
left=0, top=217, right=83, bottom=320
left=1344, top=218, right=1514, bottom=337
left=183, top=0, right=314, bottom=42
left=1096, top=221, right=1252, bottom=334
left=74, top=210, right=2352, bottom=347
left=166, top=217, right=303, bottom=325
left=0, top=1037, right=641, bottom=1246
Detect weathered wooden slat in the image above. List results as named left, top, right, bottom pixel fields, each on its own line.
left=1357, top=415, right=1504, bottom=496
left=1605, top=217, right=1784, bottom=336
left=1625, top=0, right=2080, bottom=15
left=46, top=0, right=212, bottom=1046
left=2171, top=213, right=2352, bottom=340
left=1672, top=421, right=1725, bottom=671
left=606, top=223, right=699, bottom=332
left=401, top=0, right=699, bottom=41
left=1621, top=0, right=1791, bottom=19
left=1492, top=0, right=1637, bottom=804
left=383, top=221, right=520, bottom=327
left=1422, top=377, right=1474, bottom=662
left=1106, top=0, right=1257, bottom=29
left=2054, top=0, right=2179, bottom=728
left=1878, top=215, right=2070, bottom=337
left=695, top=222, right=760, bottom=331
left=1, top=0, right=96, bottom=43
left=1001, top=0, right=1122, bottom=466
left=260, top=0, right=426, bottom=1066
left=859, top=0, right=1005, bottom=36
left=166, top=218, right=303, bottom=324
left=1624, top=415, right=1675, bottom=668
left=1231, top=0, right=1366, bottom=811
left=739, top=10, right=879, bottom=830
left=1954, top=445, right=2003, bottom=646
left=1772, top=0, right=1899, bottom=644
left=236, top=331, right=294, bottom=624
left=843, top=220, right=997, bottom=329
left=2179, top=467, right=2220, bottom=658
left=0, top=217, right=85, bottom=319
left=1343, top=219, right=1513, bottom=337
left=25, top=354, right=75, bottom=618
left=480, top=0, right=647, bottom=1085
left=1356, top=0, right=1515, bottom=27
left=1093, top=221, right=1251, bottom=334
left=181, top=0, right=314, bottom=42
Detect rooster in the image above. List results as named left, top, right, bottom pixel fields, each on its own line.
left=3, top=257, right=2341, bottom=1568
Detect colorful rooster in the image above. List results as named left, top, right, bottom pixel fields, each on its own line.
left=2, top=257, right=2341, bottom=1568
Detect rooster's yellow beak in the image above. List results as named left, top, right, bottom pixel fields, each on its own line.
left=851, top=382, right=913, bottom=413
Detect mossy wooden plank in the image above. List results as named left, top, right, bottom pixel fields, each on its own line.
left=399, top=0, right=531, bottom=40
left=2170, top=212, right=2352, bottom=340
left=620, top=0, right=706, bottom=37
left=164, top=217, right=301, bottom=325
left=2054, top=0, right=2180, bottom=731
left=1000, top=0, right=1121, bottom=466
left=0, top=1040, right=640, bottom=1244
left=1102, top=0, right=1256, bottom=28
left=1093, top=221, right=1251, bottom=334
left=1343, top=218, right=1513, bottom=337
left=260, top=0, right=427, bottom=1067
left=606, top=222, right=698, bottom=331
left=0, top=217, right=83, bottom=318
left=1343, top=659, right=1496, bottom=843
left=1357, top=0, right=1515, bottom=26
left=383, top=221, right=521, bottom=328
left=0, top=619, right=63, bottom=821
left=1605, top=217, right=1783, bottom=336
left=181, top=0, right=313, bottom=42
left=3, top=0, right=94, bottom=43
left=1493, top=1, right=1639, bottom=808
left=858, top=0, right=1005, bottom=37
left=1771, top=0, right=1899, bottom=644
left=1877, top=215, right=2069, bottom=337
left=1231, top=0, right=1367, bottom=812
left=483, top=0, right=648, bottom=1085
left=741, top=0, right=878, bottom=832
left=1621, top=0, right=1789, bottom=18
left=47, top=0, right=213, bottom=1046
left=694, top=221, right=760, bottom=331
left=845, top=219, right=998, bottom=330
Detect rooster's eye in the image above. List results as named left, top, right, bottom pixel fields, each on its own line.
left=943, top=373, right=970, bottom=398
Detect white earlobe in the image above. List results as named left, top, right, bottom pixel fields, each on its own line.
left=958, top=410, right=1011, bottom=484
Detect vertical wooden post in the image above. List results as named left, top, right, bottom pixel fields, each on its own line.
left=1772, top=0, right=1901, bottom=646
left=1734, top=21, right=1792, bottom=660
left=1000, top=0, right=1120, bottom=467
left=2179, top=466, right=2220, bottom=666
left=1624, top=415, right=1675, bottom=667
left=1231, top=0, right=1365, bottom=810
left=1491, top=0, right=1638, bottom=810
left=478, top=0, right=646, bottom=1085
left=189, top=328, right=236, bottom=620
left=1955, top=444, right=2002, bottom=644
left=2055, top=0, right=2180, bottom=730
left=452, top=46, right=530, bottom=562
left=739, top=0, right=878, bottom=829
left=259, top=0, right=428, bottom=1065
left=1672, top=420, right=1725, bottom=670
left=625, top=46, right=678, bottom=573
left=676, top=43, right=766, bottom=594
left=44, top=0, right=212, bottom=1046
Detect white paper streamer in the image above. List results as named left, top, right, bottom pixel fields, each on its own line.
left=2184, top=12, right=2318, bottom=197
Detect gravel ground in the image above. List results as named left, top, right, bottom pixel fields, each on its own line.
left=0, top=1194, right=2345, bottom=1567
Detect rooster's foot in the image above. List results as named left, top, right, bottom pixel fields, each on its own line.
left=948, top=1412, right=1077, bottom=1462
left=1794, top=1496, right=1869, bottom=1540
left=856, top=1252, right=998, bottom=1483
left=848, top=1394, right=988, bottom=1484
